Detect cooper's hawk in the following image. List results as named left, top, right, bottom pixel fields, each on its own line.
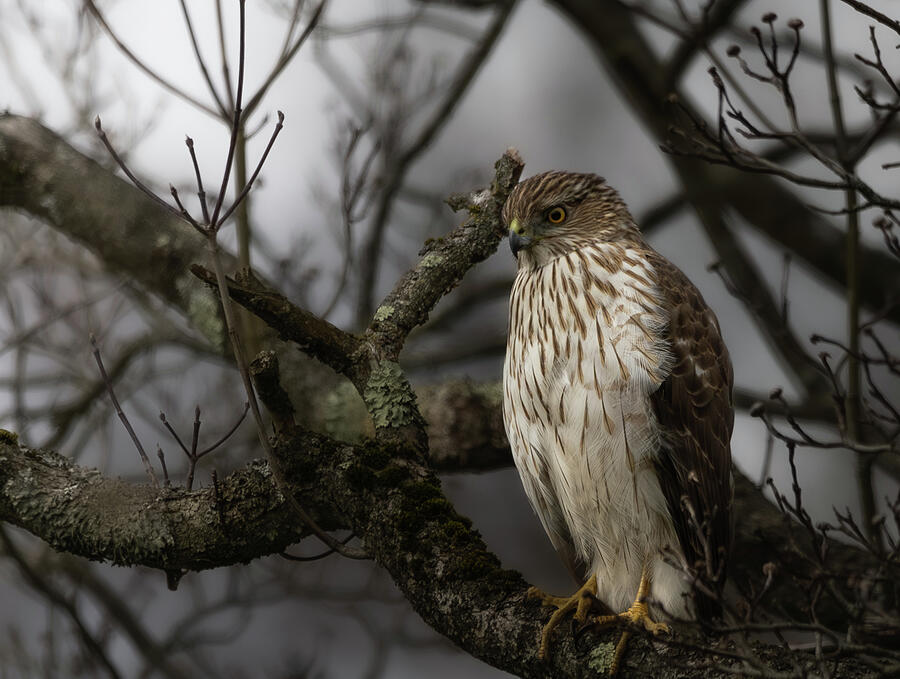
left=502, top=171, right=733, bottom=671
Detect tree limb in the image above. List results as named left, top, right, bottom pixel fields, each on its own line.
left=0, top=114, right=231, bottom=350
left=0, top=421, right=881, bottom=678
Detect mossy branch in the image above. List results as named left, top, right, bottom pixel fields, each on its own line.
left=190, top=265, right=363, bottom=380
left=0, top=422, right=880, bottom=678
left=195, top=150, right=524, bottom=454
left=367, top=148, right=524, bottom=359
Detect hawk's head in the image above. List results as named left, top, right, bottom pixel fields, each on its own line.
left=501, top=171, right=639, bottom=267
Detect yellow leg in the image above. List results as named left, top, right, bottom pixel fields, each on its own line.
left=527, top=574, right=598, bottom=660
left=592, top=568, right=670, bottom=676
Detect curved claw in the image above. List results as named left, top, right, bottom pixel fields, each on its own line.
left=527, top=574, right=598, bottom=660
left=593, top=599, right=670, bottom=636
left=589, top=570, right=670, bottom=676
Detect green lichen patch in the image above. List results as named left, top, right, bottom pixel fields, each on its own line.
left=0, top=429, right=18, bottom=444
left=362, top=361, right=422, bottom=429
left=588, top=642, right=617, bottom=675
left=418, top=253, right=444, bottom=269
left=373, top=305, right=395, bottom=324
left=5, top=460, right=175, bottom=568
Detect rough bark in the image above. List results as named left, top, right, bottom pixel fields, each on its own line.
left=0, top=436, right=321, bottom=570
left=0, top=429, right=879, bottom=678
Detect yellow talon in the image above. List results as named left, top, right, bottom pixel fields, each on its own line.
left=591, top=569, right=670, bottom=677
left=593, top=599, right=670, bottom=636
left=527, top=568, right=670, bottom=675
left=528, top=574, right=598, bottom=660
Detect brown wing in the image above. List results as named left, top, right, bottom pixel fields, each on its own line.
left=648, top=254, right=734, bottom=620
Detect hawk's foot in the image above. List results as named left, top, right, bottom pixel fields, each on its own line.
left=592, top=598, right=670, bottom=635
left=591, top=590, right=670, bottom=676
left=527, top=574, right=598, bottom=660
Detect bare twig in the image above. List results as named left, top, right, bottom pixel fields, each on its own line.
left=209, top=0, right=247, bottom=229
left=355, top=0, right=516, bottom=326
left=244, top=1, right=327, bottom=118
left=838, top=0, right=900, bottom=39
left=94, top=117, right=184, bottom=219
left=185, top=136, right=211, bottom=225
left=215, top=111, right=285, bottom=226
left=90, top=334, right=159, bottom=487
left=177, top=0, right=228, bottom=116
left=84, top=0, right=218, bottom=117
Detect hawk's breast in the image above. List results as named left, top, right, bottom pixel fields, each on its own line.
left=503, top=243, right=689, bottom=614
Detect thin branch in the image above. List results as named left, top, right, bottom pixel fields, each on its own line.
left=198, top=403, right=249, bottom=457
left=185, top=136, right=211, bottom=225
left=83, top=0, right=219, bottom=117
left=190, top=266, right=363, bottom=380
left=209, top=0, right=247, bottom=229
left=244, top=1, right=327, bottom=118
left=215, top=111, right=285, bottom=226
left=168, top=185, right=203, bottom=233
left=158, top=411, right=192, bottom=459
left=215, top=0, right=235, bottom=112
left=838, top=0, right=900, bottom=39
left=177, top=0, right=228, bottom=117
left=90, top=334, right=159, bottom=487
left=93, top=117, right=183, bottom=219
left=157, top=446, right=171, bottom=488
left=355, top=0, right=516, bottom=326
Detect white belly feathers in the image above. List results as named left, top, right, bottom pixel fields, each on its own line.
left=503, top=244, right=690, bottom=616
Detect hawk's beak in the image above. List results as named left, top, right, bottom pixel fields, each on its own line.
left=508, top=218, right=531, bottom=257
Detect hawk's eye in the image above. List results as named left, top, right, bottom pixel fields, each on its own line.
left=547, top=206, right=566, bottom=224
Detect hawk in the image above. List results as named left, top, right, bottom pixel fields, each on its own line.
left=502, top=171, right=733, bottom=670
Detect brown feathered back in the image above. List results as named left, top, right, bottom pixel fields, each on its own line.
left=648, top=252, right=734, bottom=618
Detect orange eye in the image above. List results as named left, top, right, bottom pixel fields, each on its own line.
left=547, top=206, right=566, bottom=224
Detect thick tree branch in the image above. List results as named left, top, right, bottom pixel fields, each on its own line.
left=0, top=438, right=323, bottom=570
left=0, top=114, right=231, bottom=350
left=190, top=265, right=364, bottom=380
left=366, top=149, right=523, bottom=359
left=0, top=418, right=880, bottom=678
